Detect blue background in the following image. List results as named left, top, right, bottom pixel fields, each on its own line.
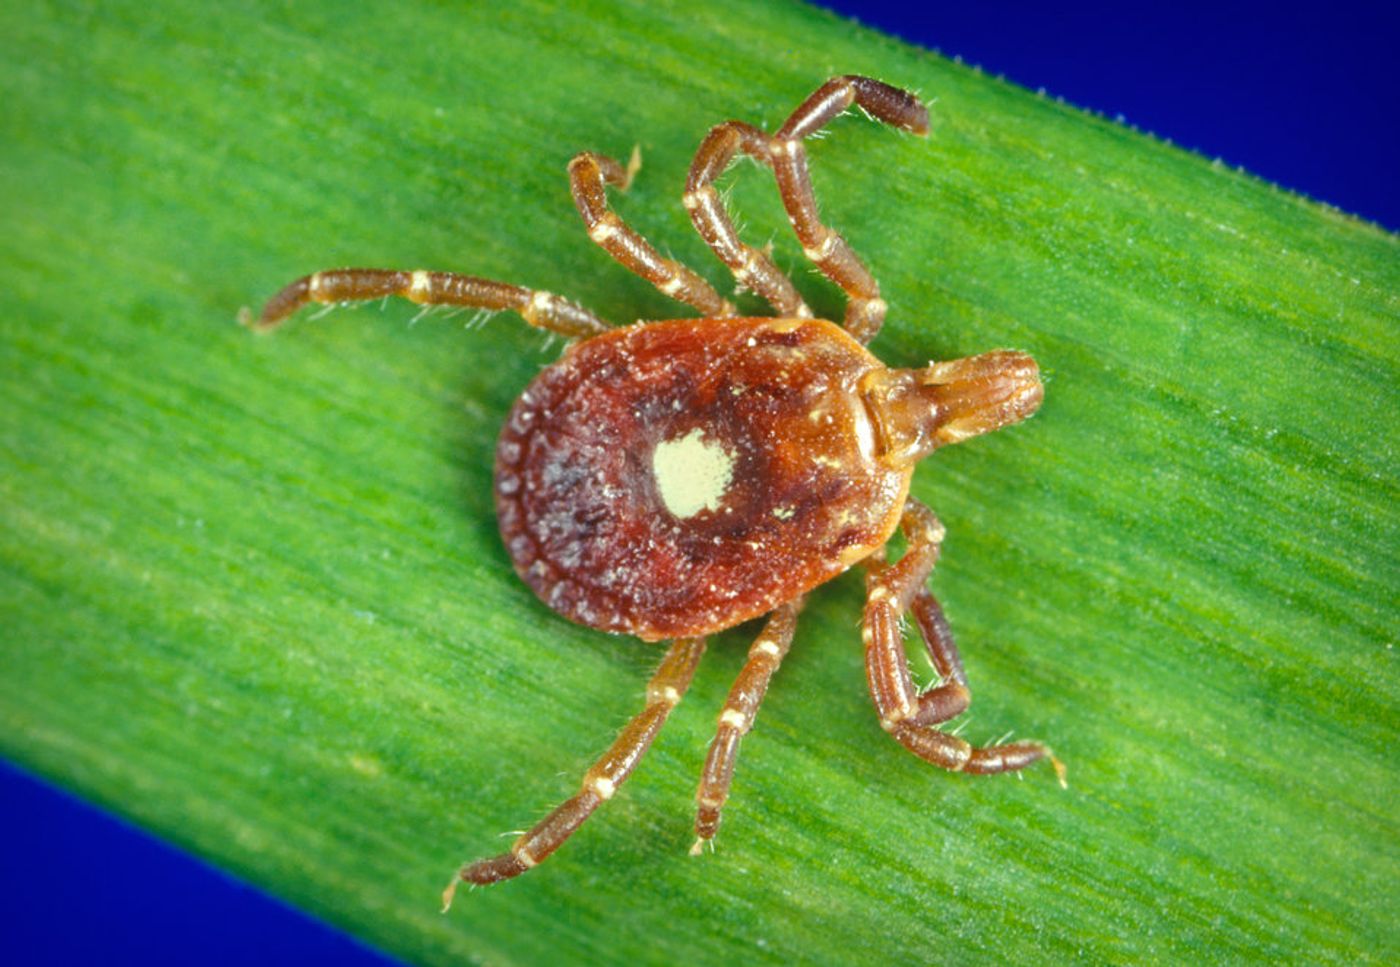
left=821, top=2, right=1398, bottom=230
left=5, top=4, right=1394, bottom=965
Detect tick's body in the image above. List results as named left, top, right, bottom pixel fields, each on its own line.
left=499, top=316, right=905, bottom=641
left=246, top=76, right=1061, bottom=906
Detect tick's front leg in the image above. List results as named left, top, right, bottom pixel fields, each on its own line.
left=771, top=76, right=930, bottom=344
left=863, top=499, right=1064, bottom=782
left=685, top=120, right=811, bottom=318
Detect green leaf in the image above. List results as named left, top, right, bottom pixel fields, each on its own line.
left=2, top=2, right=1396, bottom=964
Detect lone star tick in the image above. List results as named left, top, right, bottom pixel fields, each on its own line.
left=244, top=75, right=1064, bottom=908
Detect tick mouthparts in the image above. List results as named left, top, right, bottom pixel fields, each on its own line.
left=861, top=351, right=1043, bottom=466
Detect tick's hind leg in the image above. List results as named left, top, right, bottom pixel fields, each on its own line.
left=691, top=598, right=804, bottom=853
left=242, top=269, right=610, bottom=338
left=864, top=499, right=1064, bottom=782
left=772, top=76, right=929, bottom=344
left=443, top=636, right=706, bottom=907
left=569, top=151, right=735, bottom=317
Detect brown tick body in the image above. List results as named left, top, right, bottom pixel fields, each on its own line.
left=498, top=315, right=908, bottom=641
left=245, top=76, right=1062, bottom=907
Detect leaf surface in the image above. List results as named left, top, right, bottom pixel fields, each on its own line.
left=1, top=2, right=1396, bottom=963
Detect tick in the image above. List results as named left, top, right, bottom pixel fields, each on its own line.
left=244, top=76, right=1063, bottom=907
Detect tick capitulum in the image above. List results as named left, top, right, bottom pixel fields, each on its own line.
left=244, top=75, right=1064, bottom=908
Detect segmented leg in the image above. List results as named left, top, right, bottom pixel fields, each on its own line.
left=442, top=636, right=706, bottom=907
left=864, top=499, right=1064, bottom=781
left=685, top=121, right=812, bottom=317
left=691, top=598, right=804, bottom=853
left=772, top=75, right=930, bottom=344
left=241, top=268, right=609, bottom=338
left=569, top=151, right=735, bottom=317
left=912, top=585, right=970, bottom=676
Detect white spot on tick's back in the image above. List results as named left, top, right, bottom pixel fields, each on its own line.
left=652, top=428, right=734, bottom=519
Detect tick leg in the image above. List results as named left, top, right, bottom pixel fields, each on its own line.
left=772, top=76, right=930, bottom=344
left=864, top=499, right=1062, bottom=780
left=902, top=588, right=972, bottom=726
left=569, top=151, right=735, bottom=317
left=242, top=269, right=610, bottom=338
left=685, top=121, right=812, bottom=317
left=691, top=598, right=804, bottom=853
left=443, top=636, right=706, bottom=907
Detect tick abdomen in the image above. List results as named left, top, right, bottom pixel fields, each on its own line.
left=496, top=317, right=910, bottom=640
